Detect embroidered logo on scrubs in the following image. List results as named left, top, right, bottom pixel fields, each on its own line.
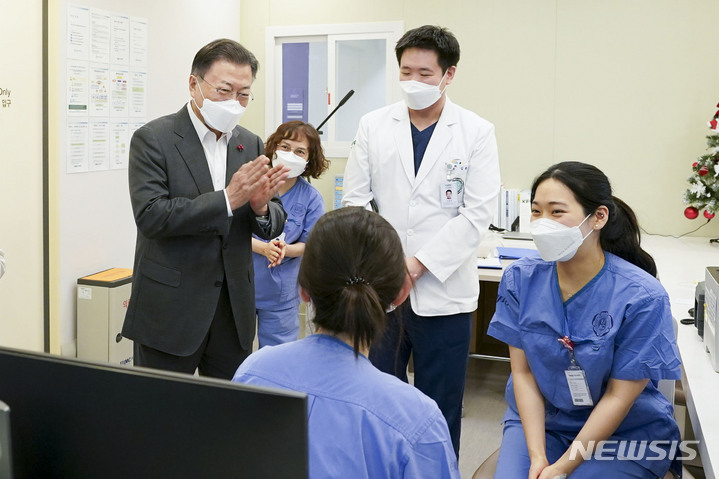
left=592, top=311, right=613, bottom=337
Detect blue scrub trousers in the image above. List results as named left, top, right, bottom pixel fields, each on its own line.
left=257, top=303, right=300, bottom=348
left=369, top=305, right=471, bottom=458
left=495, top=420, right=670, bottom=478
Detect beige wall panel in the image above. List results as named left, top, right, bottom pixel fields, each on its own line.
left=401, top=0, right=558, bottom=190
left=554, top=0, right=719, bottom=235
left=240, top=0, right=719, bottom=236
left=0, top=0, right=44, bottom=351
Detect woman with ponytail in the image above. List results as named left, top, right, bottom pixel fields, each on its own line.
left=488, top=162, right=681, bottom=479
left=233, top=207, right=459, bottom=478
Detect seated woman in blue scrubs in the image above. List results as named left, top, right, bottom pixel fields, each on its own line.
left=488, top=161, right=681, bottom=479
left=251, top=121, right=327, bottom=347
left=234, top=207, right=459, bottom=478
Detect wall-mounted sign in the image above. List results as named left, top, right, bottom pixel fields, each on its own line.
left=0, top=87, right=11, bottom=109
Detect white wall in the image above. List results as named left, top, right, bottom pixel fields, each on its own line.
left=239, top=0, right=719, bottom=239
left=0, top=0, right=44, bottom=351
left=48, top=0, right=242, bottom=354
left=5, top=0, right=719, bottom=351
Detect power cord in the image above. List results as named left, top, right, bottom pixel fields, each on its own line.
left=639, top=219, right=712, bottom=238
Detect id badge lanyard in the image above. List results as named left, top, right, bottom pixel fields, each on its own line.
left=558, top=336, right=594, bottom=407
left=441, top=161, right=464, bottom=208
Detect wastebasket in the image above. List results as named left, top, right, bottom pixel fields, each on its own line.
left=77, top=268, right=133, bottom=366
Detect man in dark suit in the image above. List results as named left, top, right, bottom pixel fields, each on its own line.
left=122, top=39, right=289, bottom=379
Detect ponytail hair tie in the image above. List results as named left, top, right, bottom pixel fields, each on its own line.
left=345, top=276, right=368, bottom=286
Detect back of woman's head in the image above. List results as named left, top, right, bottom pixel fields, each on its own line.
left=298, top=207, right=406, bottom=355
left=531, top=161, right=657, bottom=276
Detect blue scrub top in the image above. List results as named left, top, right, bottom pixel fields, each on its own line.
left=253, top=177, right=325, bottom=308
left=488, top=252, right=682, bottom=476
left=233, top=334, right=460, bottom=479
left=410, top=122, right=437, bottom=175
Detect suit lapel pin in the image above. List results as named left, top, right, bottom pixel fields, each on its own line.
left=237, top=144, right=244, bottom=151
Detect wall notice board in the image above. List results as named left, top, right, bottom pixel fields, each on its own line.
left=51, top=0, right=241, bottom=354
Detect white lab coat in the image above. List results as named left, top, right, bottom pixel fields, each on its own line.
left=343, top=98, right=500, bottom=316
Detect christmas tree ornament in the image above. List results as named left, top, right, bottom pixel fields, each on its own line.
left=683, top=102, right=719, bottom=220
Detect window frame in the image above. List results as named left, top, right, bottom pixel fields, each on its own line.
left=265, top=22, right=404, bottom=158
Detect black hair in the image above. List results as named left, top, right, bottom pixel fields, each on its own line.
left=191, top=39, right=259, bottom=79
left=531, top=161, right=657, bottom=276
left=395, top=25, right=460, bottom=73
left=298, top=207, right=406, bottom=356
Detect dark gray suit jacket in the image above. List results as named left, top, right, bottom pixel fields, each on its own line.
left=122, top=106, right=286, bottom=355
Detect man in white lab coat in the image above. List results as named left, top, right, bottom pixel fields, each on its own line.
left=342, top=25, right=501, bottom=457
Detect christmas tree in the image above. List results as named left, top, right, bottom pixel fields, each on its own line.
left=683, top=103, right=719, bottom=220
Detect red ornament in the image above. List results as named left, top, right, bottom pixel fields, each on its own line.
left=704, top=210, right=716, bottom=219
left=693, top=162, right=699, bottom=168
left=699, top=166, right=709, bottom=176
left=684, top=206, right=699, bottom=219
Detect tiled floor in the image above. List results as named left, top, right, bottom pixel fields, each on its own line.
left=457, top=358, right=510, bottom=478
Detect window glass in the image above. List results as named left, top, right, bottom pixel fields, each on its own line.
left=269, top=23, right=402, bottom=156
left=335, top=39, right=387, bottom=142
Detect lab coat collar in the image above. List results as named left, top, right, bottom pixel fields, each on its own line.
left=391, top=97, right=459, bottom=188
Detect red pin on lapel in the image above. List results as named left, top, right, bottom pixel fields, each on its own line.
left=237, top=144, right=244, bottom=151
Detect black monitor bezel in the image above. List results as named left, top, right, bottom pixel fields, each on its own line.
left=0, top=346, right=308, bottom=479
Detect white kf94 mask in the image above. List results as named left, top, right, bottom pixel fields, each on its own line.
left=398, top=70, right=448, bottom=110
left=530, top=214, right=593, bottom=262
left=193, top=76, right=246, bottom=133
left=273, top=149, right=308, bottom=178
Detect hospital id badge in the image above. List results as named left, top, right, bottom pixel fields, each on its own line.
left=441, top=181, right=459, bottom=208
left=564, top=368, right=594, bottom=406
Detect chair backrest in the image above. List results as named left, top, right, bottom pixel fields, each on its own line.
left=472, top=447, right=500, bottom=479
left=656, top=317, right=680, bottom=405
left=0, top=400, right=12, bottom=479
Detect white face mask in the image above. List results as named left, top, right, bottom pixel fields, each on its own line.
left=530, top=214, right=593, bottom=262
left=193, top=77, right=246, bottom=133
left=398, top=70, right=448, bottom=110
left=273, top=149, right=307, bottom=178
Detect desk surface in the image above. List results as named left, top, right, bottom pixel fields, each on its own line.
left=477, top=233, right=719, bottom=478
left=477, top=235, right=536, bottom=282
left=642, top=235, right=719, bottom=479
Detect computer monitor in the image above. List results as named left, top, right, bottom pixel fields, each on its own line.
left=0, top=347, right=308, bottom=479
